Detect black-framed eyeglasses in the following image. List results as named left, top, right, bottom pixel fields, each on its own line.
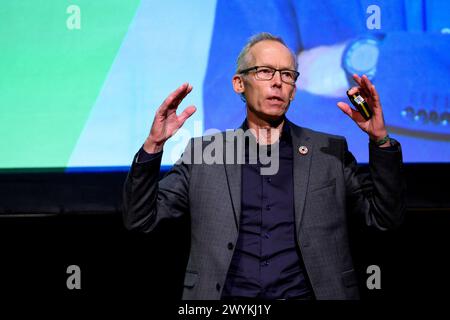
left=239, top=66, right=299, bottom=84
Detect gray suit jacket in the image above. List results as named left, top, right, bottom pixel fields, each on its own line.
left=123, top=119, right=405, bottom=300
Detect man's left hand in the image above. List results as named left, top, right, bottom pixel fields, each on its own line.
left=337, top=74, right=389, bottom=146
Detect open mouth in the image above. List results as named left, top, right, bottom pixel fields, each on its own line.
left=267, top=96, right=284, bottom=102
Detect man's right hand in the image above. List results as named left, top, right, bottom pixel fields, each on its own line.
left=143, top=83, right=196, bottom=153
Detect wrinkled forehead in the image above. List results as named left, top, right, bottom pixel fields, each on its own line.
left=248, top=40, right=296, bottom=69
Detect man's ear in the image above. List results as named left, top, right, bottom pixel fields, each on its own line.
left=232, top=75, right=245, bottom=94
left=289, top=85, right=297, bottom=102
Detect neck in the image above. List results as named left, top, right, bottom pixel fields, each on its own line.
left=246, top=113, right=285, bottom=145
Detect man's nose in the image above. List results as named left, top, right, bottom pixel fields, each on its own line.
left=271, top=70, right=283, bottom=86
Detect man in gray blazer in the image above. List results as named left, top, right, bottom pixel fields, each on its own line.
left=123, top=33, right=405, bottom=300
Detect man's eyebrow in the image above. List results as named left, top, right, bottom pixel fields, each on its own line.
left=259, top=64, right=295, bottom=70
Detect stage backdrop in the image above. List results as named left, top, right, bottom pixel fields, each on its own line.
left=1, top=0, right=449, bottom=172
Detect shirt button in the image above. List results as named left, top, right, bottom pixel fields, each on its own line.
left=216, top=283, right=221, bottom=291
left=227, top=242, right=234, bottom=250
left=267, top=177, right=272, bottom=183
left=266, top=205, right=271, bottom=211
left=263, top=233, right=270, bottom=239
left=261, top=260, right=269, bottom=266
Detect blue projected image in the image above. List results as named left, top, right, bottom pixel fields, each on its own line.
left=203, top=0, right=450, bottom=163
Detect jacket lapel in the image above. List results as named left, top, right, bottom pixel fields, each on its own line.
left=288, top=119, right=313, bottom=232
left=222, top=119, right=313, bottom=232
left=223, top=128, right=243, bottom=231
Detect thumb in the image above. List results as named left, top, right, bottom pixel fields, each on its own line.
left=178, top=105, right=197, bottom=125
left=337, top=101, right=351, bottom=116
left=337, top=102, right=358, bottom=121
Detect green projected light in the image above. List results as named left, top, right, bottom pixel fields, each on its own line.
left=0, top=1, right=141, bottom=169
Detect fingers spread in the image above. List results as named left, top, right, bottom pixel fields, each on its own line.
left=369, top=84, right=380, bottom=105
left=362, top=76, right=376, bottom=94
left=351, top=74, right=371, bottom=96
left=166, top=83, right=189, bottom=103
left=159, top=83, right=193, bottom=113
left=348, top=79, right=371, bottom=99
left=177, top=84, right=193, bottom=106
left=169, top=83, right=192, bottom=107
left=352, top=74, right=362, bottom=86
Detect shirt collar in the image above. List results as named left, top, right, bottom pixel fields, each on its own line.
left=241, top=117, right=292, bottom=143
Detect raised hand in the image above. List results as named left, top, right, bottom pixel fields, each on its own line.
left=337, top=74, right=389, bottom=144
left=144, top=83, right=196, bottom=153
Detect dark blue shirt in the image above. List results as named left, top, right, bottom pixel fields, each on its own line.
left=222, top=120, right=313, bottom=300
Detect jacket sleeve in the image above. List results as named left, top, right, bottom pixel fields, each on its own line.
left=343, top=138, right=406, bottom=230
left=122, top=141, right=193, bottom=233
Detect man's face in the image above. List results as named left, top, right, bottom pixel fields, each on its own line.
left=235, top=40, right=297, bottom=122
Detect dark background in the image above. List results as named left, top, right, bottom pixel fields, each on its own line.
left=0, top=164, right=449, bottom=300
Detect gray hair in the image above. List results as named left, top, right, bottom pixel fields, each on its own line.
left=236, top=32, right=298, bottom=73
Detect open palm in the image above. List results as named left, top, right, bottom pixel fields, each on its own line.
left=144, top=83, right=196, bottom=153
